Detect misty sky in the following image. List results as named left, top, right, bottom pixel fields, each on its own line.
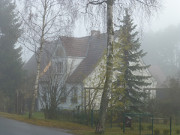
left=22, top=0, right=180, bottom=61
left=74, top=0, right=180, bottom=36
left=145, top=0, right=180, bottom=32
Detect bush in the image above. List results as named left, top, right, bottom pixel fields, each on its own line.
left=154, top=129, right=160, bottom=135
left=141, top=125, right=144, bottom=130
left=163, top=129, right=169, bottom=135
left=119, top=123, right=123, bottom=129
left=176, top=129, right=180, bottom=134
left=147, top=125, right=152, bottom=130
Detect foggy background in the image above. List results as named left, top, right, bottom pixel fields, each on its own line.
left=21, top=0, right=180, bottom=77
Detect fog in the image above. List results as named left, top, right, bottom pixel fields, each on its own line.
left=1, top=0, right=180, bottom=132
left=21, top=0, right=180, bottom=62
left=145, top=0, right=180, bottom=32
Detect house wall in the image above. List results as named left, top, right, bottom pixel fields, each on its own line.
left=38, top=83, right=83, bottom=110
left=37, top=44, right=85, bottom=111
left=83, top=55, right=157, bottom=110
left=83, top=57, right=106, bottom=110
left=58, top=83, right=83, bottom=110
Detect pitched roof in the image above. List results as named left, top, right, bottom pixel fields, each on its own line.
left=23, top=41, right=57, bottom=75
left=24, top=31, right=120, bottom=83
left=67, top=33, right=107, bottom=83
left=60, top=36, right=89, bottom=57
left=23, top=36, right=90, bottom=73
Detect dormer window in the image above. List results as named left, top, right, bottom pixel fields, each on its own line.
left=52, top=44, right=66, bottom=75
left=54, top=61, right=63, bottom=74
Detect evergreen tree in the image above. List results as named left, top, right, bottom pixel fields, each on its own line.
left=113, top=10, right=151, bottom=112
left=0, top=0, right=23, bottom=112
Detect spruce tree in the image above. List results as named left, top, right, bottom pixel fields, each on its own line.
left=0, top=0, right=23, bottom=112
left=113, top=10, right=151, bottom=112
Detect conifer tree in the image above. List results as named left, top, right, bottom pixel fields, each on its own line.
left=0, top=0, right=23, bottom=112
left=113, top=10, right=151, bottom=112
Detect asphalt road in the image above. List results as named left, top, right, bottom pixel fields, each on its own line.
left=0, top=117, right=73, bottom=135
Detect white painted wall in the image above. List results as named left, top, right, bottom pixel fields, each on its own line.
left=58, top=83, right=83, bottom=110
left=83, top=57, right=105, bottom=110
left=83, top=55, right=157, bottom=110
left=67, top=57, right=84, bottom=76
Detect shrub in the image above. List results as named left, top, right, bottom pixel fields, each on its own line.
left=141, top=125, right=144, bottom=130
left=163, top=129, right=169, bottom=135
left=176, top=129, right=180, bottom=134
left=119, top=123, right=123, bottom=129
left=154, top=129, right=160, bottom=135
left=147, top=125, right=152, bottom=130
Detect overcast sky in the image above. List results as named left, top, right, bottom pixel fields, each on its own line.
left=145, top=0, right=180, bottom=32
left=74, top=0, right=180, bottom=37
left=22, top=0, right=180, bottom=61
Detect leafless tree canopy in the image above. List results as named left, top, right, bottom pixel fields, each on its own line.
left=77, top=0, right=160, bottom=33
left=17, top=0, right=79, bottom=118
left=19, top=0, right=78, bottom=53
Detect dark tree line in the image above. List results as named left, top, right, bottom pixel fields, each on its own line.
left=0, top=0, right=24, bottom=113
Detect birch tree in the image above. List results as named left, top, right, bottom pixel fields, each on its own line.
left=19, top=0, right=77, bottom=118
left=84, top=0, right=160, bottom=133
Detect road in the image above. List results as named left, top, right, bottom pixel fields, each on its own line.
left=0, top=117, right=73, bottom=135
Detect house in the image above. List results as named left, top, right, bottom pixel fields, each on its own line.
left=24, top=31, right=157, bottom=111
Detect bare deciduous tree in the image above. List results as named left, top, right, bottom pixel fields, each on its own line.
left=19, top=0, right=78, bottom=118
left=39, top=58, right=75, bottom=119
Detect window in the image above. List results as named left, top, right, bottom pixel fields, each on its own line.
left=71, top=87, right=78, bottom=104
left=60, top=86, right=67, bottom=103
left=54, top=61, right=63, bottom=74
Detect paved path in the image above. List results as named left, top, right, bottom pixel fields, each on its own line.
left=0, top=117, right=73, bottom=135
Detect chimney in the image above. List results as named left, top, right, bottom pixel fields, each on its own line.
left=91, top=30, right=100, bottom=36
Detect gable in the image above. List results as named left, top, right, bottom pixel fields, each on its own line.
left=66, top=33, right=107, bottom=83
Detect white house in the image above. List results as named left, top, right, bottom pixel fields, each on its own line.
left=24, top=31, right=157, bottom=111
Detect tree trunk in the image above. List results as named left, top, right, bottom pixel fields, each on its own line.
left=95, top=0, right=114, bottom=133
left=29, top=48, right=42, bottom=118
left=29, top=0, right=47, bottom=118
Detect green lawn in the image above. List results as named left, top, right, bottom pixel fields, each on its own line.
left=0, top=112, right=180, bottom=135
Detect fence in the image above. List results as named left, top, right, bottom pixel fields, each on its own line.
left=123, top=113, right=153, bottom=135
left=56, top=109, right=180, bottom=135
left=122, top=113, right=173, bottom=135
left=152, top=117, right=172, bottom=135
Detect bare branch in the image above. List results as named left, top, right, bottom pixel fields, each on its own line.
left=135, top=0, right=157, bottom=7
left=89, top=0, right=107, bottom=5
left=86, top=0, right=107, bottom=12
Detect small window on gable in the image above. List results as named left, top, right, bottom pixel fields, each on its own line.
left=54, top=61, right=63, bottom=74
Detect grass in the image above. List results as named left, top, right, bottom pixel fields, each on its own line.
left=0, top=112, right=94, bottom=135
left=1, top=112, right=180, bottom=135
left=0, top=111, right=135, bottom=135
